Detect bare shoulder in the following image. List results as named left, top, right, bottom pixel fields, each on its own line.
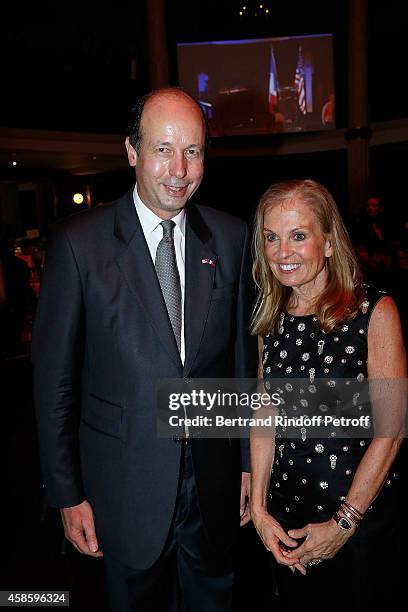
left=368, top=295, right=402, bottom=336
left=368, top=296, right=406, bottom=377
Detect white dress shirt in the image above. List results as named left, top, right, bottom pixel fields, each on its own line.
left=133, top=185, right=186, bottom=364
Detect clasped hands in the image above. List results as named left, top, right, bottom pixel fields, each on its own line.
left=251, top=507, right=355, bottom=575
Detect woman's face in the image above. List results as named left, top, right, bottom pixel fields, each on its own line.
left=263, top=197, right=332, bottom=298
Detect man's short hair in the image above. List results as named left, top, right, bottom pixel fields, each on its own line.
left=126, top=87, right=209, bottom=155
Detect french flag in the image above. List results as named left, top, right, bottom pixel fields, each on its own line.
left=268, top=47, right=278, bottom=113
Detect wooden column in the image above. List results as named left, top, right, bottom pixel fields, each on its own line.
left=145, top=0, right=170, bottom=89
left=347, top=0, right=371, bottom=218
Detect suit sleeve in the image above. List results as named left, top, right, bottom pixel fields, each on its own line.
left=235, top=223, right=258, bottom=472
left=32, top=225, right=85, bottom=508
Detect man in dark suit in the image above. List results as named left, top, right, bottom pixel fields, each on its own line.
left=32, top=88, right=257, bottom=611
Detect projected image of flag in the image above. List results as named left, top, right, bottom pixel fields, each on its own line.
left=268, top=47, right=278, bottom=113
left=295, top=46, right=307, bottom=115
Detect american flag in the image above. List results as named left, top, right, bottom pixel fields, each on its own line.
left=295, top=46, right=307, bottom=115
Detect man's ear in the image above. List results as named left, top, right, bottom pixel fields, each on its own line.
left=125, top=137, right=138, bottom=167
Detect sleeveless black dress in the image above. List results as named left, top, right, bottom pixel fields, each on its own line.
left=262, top=287, right=402, bottom=612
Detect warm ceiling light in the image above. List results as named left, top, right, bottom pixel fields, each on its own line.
left=73, top=193, right=84, bottom=205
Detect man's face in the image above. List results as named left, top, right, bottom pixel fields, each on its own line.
left=366, top=198, right=382, bottom=217
left=126, top=94, right=206, bottom=219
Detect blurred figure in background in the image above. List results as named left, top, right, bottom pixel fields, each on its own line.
left=352, top=196, right=395, bottom=257
left=0, top=225, right=36, bottom=356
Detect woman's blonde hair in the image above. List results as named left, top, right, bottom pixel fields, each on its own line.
left=250, top=179, right=365, bottom=336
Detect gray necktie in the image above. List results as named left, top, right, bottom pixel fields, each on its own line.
left=155, top=220, right=182, bottom=353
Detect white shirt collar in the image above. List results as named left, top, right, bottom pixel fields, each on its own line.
left=133, top=184, right=186, bottom=237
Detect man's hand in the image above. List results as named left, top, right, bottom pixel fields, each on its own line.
left=240, top=472, right=251, bottom=526
left=60, top=500, right=103, bottom=557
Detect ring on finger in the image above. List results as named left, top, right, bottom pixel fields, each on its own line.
left=307, top=558, right=323, bottom=567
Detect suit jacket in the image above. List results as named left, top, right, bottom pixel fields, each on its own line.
left=32, top=189, right=257, bottom=569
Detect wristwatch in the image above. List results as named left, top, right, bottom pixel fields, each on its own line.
left=333, top=511, right=352, bottom=530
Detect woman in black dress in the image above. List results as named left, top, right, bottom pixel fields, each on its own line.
left=249, top=180, right=406, bottom=611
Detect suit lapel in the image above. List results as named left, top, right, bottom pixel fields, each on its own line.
left=183, top=204, right=217, bottom=376
left=114, top=190, right=182, bottom=370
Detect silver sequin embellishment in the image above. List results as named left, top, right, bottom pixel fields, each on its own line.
left=315, top=444, right=324, bottom=453
left=357, top=373, right=365, bottom=382
left=282, top=473, right=288, bottom=480
left=296, top=338, right=302, bottom=346
left=345, top=346, right=355, bottom=354
left=302, top=353, right=310, bottom=361
left=341, top=325, right=348, bottom=332
left=317, top=340, right=325, bottom=355
left=320, top=482, right=328, bottom=489
left=280, top=350, right=287, bottom=359
left=324, top=355, right=333, bottom=364
left=298, top=323, right=306, bottom=331
left=302, top=478, right=307, bottom=484
left=301, top=427, right=307, bottom=441
left=286, top=366, right=292, bottom=373
left=330, top=455, right=337, bottom=469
